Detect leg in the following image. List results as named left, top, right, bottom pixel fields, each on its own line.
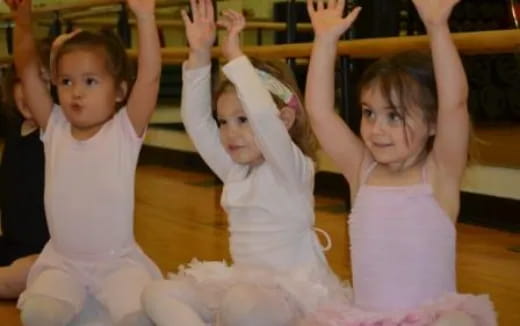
left=19, top=268, right=85, bottom=326
left=432, top=311, right=476, bottom=326
left=219, top=283, right=300, bottom=326
left=96, top=263, right=155, bottom=326
left=20, top=294, right=76, bottom=326
left=142, top=279, right=212, bottom=326
left=0, top=254, right=38, bottom=298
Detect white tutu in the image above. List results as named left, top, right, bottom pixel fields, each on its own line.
left=168, top=259, right=351, bottom=316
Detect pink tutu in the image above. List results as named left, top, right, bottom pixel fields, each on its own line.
left=168, top=259, right=351, bottom=315
left=303, top=293, right=496, bottom=326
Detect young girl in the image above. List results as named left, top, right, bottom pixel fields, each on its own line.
left=6, top=0, right=162, bottom=325
left=0, top=41, right=50, bottom=299
left=303, top=0, right=496, bottom=325
left=143, top=0, right=347, bottom=325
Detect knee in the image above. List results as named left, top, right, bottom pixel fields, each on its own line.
left=142, top=280, right=192, bottom=316
left=0, top=256, right=36, bottom=299
left=142, top=280, right=176, bottom=312
left=434, top=311, right=476, bottom=326
left=115, top=311, right=153, bottom=326
left=220, top=284, right=298, bottom=326
left=0, top=270, right=25, bottom=299
left=20, top=295, right=76, bottom=326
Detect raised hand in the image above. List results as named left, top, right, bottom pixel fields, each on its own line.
left=4, top=0, right=31, bottom=23
left=217, top=9, right=245, bottom=61
left=307, top=0, right=361, bottom=43
left=181, top=0, right=216, bottom=54
left=127, top=0, right=156, bottom=19
left=412, top=0, right=460, bottom=30
left=50, top=29, right=82, bottom=82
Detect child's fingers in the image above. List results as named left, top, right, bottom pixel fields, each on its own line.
left=306, top=0, right=315, bottom=15
left=228, top=10, right=240, bottom=24
left=180, top=9, right=192, bottom=25
left=341, top=6, right=361, bottom=29
left=189, top=0, right=199, bottom=21
left=327, top=0, right=336, bottom=10
left=199, top=0, right=207, bottom=20
left=220, top=10, right=236, bottom=25
left=216, top=17, right=231, bottom=31
left=336, top=0, right=345, bottom=13
left=229, top=9, right=244, bottom=22
left=224, top=9, right=244, bottom=28
left=205, top=0, right=214, bottom=21
left=317, top=0, right=324, bottom=11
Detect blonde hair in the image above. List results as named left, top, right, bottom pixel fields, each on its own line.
left=214, top=57, right=318, bottom=162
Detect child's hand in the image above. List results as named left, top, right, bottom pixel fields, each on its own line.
left=50, top=29, right=81, bottom=82
left=181, top=0, right=216, bottom=55
left=307, top=0, right=361, bottom=44
left=217, top=9, right=245, bottom=61
left=127, top=0, right=156, bottom=19
left=412, top=0, right=460, bottom=31
left=4, top=0, right=31, bottom=22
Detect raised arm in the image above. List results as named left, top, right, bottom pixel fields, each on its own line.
left=306, top=0, right=363, bottom=184
left=180, top=0, right=234, bottom=180
left=126, top=0, right=161, bottom=136
left=413, top=0, right=469, bottom=182
left=219, top=10, right=312, bottom=186
left=7, top=0, right=53, bottom=130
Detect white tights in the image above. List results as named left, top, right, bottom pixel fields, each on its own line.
left=219, top=284, right=300, bottom=326
left=143, top=280, right=300, bottom=326
left=20, top=295, right=76, bottom=326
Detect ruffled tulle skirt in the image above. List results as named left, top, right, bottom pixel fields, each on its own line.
left=168, top=259, right=351, bottom=316
left=302, top=292, right=496, bottom=326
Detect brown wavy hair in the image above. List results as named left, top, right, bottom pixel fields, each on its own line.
left=53, top=30, right=134, bottom=110
left=214, top=57, right=318, bottom=162
left=359, top=50, right=476, bottom=163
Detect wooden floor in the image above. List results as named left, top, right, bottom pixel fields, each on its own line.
left=1, top=164, right=519, bottom=325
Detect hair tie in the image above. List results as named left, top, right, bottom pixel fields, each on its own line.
left=255, top=69, right=299, bottom=110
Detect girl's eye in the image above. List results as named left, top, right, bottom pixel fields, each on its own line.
left=238, top=116, right=248, bottom=123
left=389, top=111, right=403, bottom=123
left=60, top=78, right=71, bottom=86
left=362, top=108, right=373, bottom=118
left=217, top=119, right=227, bottom=127
left=86, top=78, right=98, bottom=86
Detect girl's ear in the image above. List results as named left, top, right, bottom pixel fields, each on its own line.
left=116, top=81, right=128, bottom=103
left=279, top=106, right=296, bottom=130
left=428, top=122, right=436, bottom=136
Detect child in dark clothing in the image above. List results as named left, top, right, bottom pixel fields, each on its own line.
left=0, top=40, right=51, bottom=298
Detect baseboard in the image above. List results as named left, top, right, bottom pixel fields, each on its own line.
left=139, top=145, right=520, bottom=233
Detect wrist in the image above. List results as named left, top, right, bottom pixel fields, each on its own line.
left=190, top=48, right=212, bottom=58
left=425, top=23, right=450, bottom=35
left=189, top=49, right=212, bottom=64
left=14, top=15, right=32, bottom=28
left=314, top=35, right=341, bottom=47
left=134, top=13, right=156, bottom=23
left=225, top=50, right=244, bottom=62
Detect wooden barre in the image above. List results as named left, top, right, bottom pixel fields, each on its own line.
left=154, top=29, right=520, bottom=61
left=0, top=0, right=189, bottom=20
left=58, top=18, right=314, bottom=32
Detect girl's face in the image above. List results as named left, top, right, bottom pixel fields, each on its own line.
left=216, top=90, right=264, bottom=166
left=56, top=48, right=125, bottom=136
left=360, top=85, right=435, bottom=170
